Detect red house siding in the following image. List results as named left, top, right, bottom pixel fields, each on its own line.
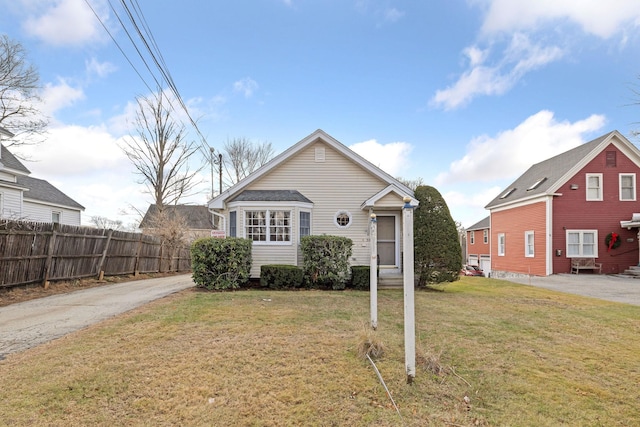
left=552, top=144, right=640, bottom=274
left=466, top=228, right=490, bottom=261
left=491, top=202, right=547, bottom=276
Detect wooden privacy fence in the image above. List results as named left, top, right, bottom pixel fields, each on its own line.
left=0, top=220, right=191, bottom=289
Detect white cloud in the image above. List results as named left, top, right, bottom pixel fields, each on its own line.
left=432, top=0, right=640, bottom=110
left=431, top=34, right=564, bottom=110
left=443, top=186, right=502, bottom=227
left=22, top=0, right=108, bottom=46
left=349, top=139, right=412, bottom=177
left=233, top=78, right=259, bottom=98
left=40, top=79, right=85, bottom=116
left=384, top=8, right=405, bottom=23
left=435, top=110, right=607, bottom=185
left=85, top=57, right=117, bottom=79
left=481, top=0, right=640, bottom=39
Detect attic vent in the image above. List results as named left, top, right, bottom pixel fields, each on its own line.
left=527, top=177, right=547, bottom=191
left=499, top=188, right=516, bottom=199
left=606, top=151, right=616, bottom=167
left=315, top=146, right=325, bottom=163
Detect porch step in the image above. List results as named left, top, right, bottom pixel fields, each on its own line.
left=621, top=266, right=640, bottom=278
left=378, top=275, right=404, bottom=289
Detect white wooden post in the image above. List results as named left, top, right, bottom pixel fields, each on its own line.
left=370, top=213, right=378, bottom=330
left=402, top=196, right=416, bottom=383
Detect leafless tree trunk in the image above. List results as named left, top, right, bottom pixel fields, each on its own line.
left=121, top=89, right=202, bottom=210
left=223, top=137, right=274, bottom=184
left=0, top=35, right=48, bottom=150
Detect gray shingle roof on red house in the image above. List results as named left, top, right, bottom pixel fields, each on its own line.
left=485, top=131, right=616, bottom=209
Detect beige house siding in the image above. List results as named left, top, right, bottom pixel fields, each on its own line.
left=211, top=130, right=415, bottom=279
left=246, top=141, right=391, bottom=268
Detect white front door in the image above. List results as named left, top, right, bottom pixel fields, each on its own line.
left=377, top=215, right=399, bottom=269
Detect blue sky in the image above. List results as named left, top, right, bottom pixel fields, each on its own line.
left=1, top=0, right=640, bottom=228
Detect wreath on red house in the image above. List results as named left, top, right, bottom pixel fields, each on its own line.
left=605, top=232, right=621, bottom=251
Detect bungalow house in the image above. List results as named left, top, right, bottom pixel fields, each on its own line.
left=485, top=130, right=640, bottom=277
left=207, top=129, right=418, bottom=278
left=0, top=127, right=84, bottom=225
left=139, top=204, right=214, bottom=243
left=465, top=216, right=490, bottom=275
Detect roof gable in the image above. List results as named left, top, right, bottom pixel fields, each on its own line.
left=209, top=129, right=414, bottom=209
left=485, top=130, right=636, bottom=209
left=467, top=216, right=490, bottom=231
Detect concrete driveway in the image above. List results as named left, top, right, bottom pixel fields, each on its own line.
left=0, top=274, right=194, bottom=359
left=506, top=273, right=640, bottom=306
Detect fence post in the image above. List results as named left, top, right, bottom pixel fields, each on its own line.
left=96, top=229, right=113, bottom=280
left=41, top=223, right=58, bottom=289
left=133, top=233, right=143, bottom=277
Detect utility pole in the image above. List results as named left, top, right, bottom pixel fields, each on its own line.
left=209, top=147, right=215, bottom=200
left=218, top=153, right=223, bottom=195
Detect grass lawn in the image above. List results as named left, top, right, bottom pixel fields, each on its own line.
left=1, top=276, right=639, bottom=426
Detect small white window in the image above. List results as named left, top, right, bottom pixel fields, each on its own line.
left=52, top=211, right=61, bottom=224
left=498, top=233, right=505, bottom=256
left=586, top=173, right=602, bottom=201
left=470, top=230, right=475, bottom=244
left=525, top=231, right=534, bottom=257
left=483, top=229, right=488, bottom=244
left=299, top=211, right=311, bottom=239
left=334, top=210, right=352, bottom=228
left=620, top=174, right=636, bottom=201
left=566, top=230, right=598, bottom=257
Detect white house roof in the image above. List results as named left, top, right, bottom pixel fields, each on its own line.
left=209, top=129, right=415, bottom=210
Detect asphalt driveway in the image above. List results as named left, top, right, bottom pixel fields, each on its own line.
left=0, top=274, right=194, bottom=359
left=506, top=273, right=640, bottom=306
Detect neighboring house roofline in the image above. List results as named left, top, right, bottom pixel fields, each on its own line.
left=485, top=130, right=634, bottom=210
left=467, top=216, right=490, bottom=231
left=17, top=175, right=85, bottom=211
left=139, top=204, right=214, bottom=230
left=209, top=129, right=415, bottom=210
left=0, top=144, right=31, bottom=175
left=0, top=126, right=14, bottom=138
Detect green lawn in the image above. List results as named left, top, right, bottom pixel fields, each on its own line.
left=1, top=277, right=639, bottom=426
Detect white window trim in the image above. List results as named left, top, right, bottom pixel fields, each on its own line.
left=52, top=210, right=61, bottom=224
left=470, top=230, right=475, bottom=244
left=586, top=173, right=603, bottom=201
left=619, top=173, right=636, bottom=201
left=525, top=231, right=534, bottom=258
left=497, top=233, right=505, bottom=256
left=244, top=209, right=293, bottom=246
left=483, top=229, right=488, bottom=244
left=334, top=210, right=352, bottom=229
left=566, top=229, right=598, bottom=258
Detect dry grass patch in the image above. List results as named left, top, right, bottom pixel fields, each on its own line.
left=1, top=278, right=640, bottom=426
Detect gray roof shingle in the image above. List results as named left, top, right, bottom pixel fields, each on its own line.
left=0, top=144, right=31, bottom=174
left=140, top=204, right=214, bottom=229
left=229, top=189, right=313, bottom=203
left=467, top=216, right=490, bottom=231
left=485, top=132, right=613, bottom=209
left=17, top=175, right=84, bottom=210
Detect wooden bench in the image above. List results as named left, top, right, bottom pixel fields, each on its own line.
left=570, top=258, right=602, bottom=274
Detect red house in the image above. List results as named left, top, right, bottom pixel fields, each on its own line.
left=485, top=130, right=640, bottom=277
left=465, top=216, right=491, bottom=275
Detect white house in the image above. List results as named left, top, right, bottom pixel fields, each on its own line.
left=207, top=129, right=418, bottom=278
left=0, top=126, right=84, bottom=225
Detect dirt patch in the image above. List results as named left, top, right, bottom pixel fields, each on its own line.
left=0, top=272, right=189, bottom=308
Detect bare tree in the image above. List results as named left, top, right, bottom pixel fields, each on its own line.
left=222, top=137, right=275, bottom=184
left=0, top=35, right=48, bottom=149
left=121, top=89, right=202, bottom=210
left=90, top=216, right=124, bottom=230
left=396, top=176, right=424, bottom=191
